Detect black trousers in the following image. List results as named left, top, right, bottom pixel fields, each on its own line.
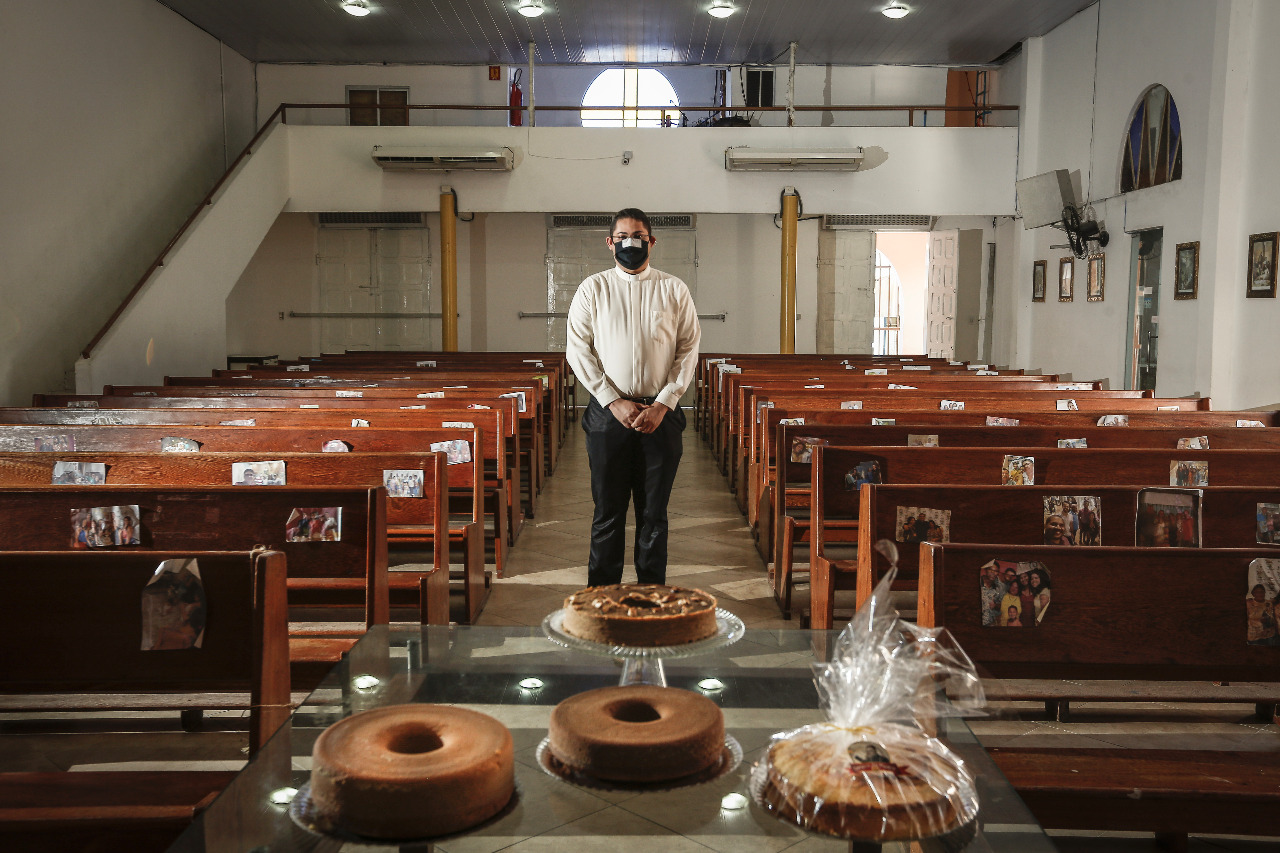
left=582, top=396, right=685, bottom=586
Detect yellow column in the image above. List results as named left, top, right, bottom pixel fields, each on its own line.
left=440, top=186, right=458, bottom=351
left=780, top=187, right=799, bottom=353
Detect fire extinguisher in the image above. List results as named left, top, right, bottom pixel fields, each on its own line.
left=509, top=68, right=523, bottom=127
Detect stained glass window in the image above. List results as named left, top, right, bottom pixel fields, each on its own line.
left=1120, top=85, right=1182, bottom=193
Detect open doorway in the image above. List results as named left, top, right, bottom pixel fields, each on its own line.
left=873, top=232, right=930, bottom=355
left=1126, top=228, right=1162, bottom=391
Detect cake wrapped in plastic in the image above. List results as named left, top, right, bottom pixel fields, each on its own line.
left=756, top=558, right=985, bottom=841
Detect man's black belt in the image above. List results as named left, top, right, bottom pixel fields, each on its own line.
left=622, top=395, right=658, bottom=405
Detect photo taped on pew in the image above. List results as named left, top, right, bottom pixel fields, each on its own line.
left=1043, top=496, right=1101, bottom=545
left=1247, top=559, right=1280, bottom=645
left=843, top=460, right=883, bottom=492
left=286, top=507, right=342, bottom=542
left=71, top=505, right=142, bottom=547
left=896, top=507, right=950, bottom=544
left=1136, top=488, right=1202, bottom=547
left=981, top=559, right=1051, bottom=627
left=1257, top=503, right=1280, bottom=545
left=790, top=436, right=827, bottom=464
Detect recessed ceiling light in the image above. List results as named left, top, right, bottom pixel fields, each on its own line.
left=882, top=3, right=909, bottom=18
left=341, top=0, right=372, bottom=16
left=518, top=1, right=545, bottom=17
left=709, top=1, right=735, bottom=18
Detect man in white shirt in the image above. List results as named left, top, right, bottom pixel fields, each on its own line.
left=566, top=208, right=702, bottom=586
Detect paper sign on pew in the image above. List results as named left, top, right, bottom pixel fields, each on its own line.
left=400, top=405, right=427, bottom=410
left=66, top=400, right=98, bottom=408
left=445, top=385, right=469, bottom=389
left=499, top=391, right=527, bottom=412
left=418, top=392, right=446, bottom=399
left=443, top=422, right=475, bottom=429
left=840, top=401, right=863, bottom=410
left=902, top=365, right=931, bottom=371
left=940, top=400, right=965, bottom=410
left=351, top=418, right=370, bottom=427
left=467, top=404, right=491, bottom=410
left=967, top=364, right=989, bottom=370
left=523, top=359, right=545, bottom=368
left=220, top=419, right=256, bottom=426
left=141, top=558, right=205, bottom=651
left=1056, top=399, right=1079, bottom=411
left=872, top=418, right=896, bottom=425
left=300, top=405, right=319, bottom=409
left=717, top=364, right=742, bottom=391
left=1238, top=419, right=1266, bottom=428
left=986, top=417, right=1020, bottom=426
left=416, top=360, right=436, bottom=367
left=287, top=365, right=310, bottom=372
left=336, top=390, right=363, bottom=398
left=430, top=439, right=472, bottom=465
left=805, top=384, right=825, bottom=389
left=976, top=370, right=999, bottom=376
left=161, top=437, right=200, bottom=452
left=864, top=369, right=888, bottom=375
left=889, top=384, right=917, bottom=390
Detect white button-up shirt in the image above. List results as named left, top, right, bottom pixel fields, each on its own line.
left=566, top=265, right=702, bottom=411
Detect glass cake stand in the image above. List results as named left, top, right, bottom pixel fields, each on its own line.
left=541, top=607, right=746, bottom=686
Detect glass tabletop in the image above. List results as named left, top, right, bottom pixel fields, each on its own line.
left=166, top=626, right=1055, bottom=853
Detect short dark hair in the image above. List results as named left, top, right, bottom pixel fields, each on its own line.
left=612, top=207, right=652, bottom=237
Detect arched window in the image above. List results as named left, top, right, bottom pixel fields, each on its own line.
left=581, top=68, right=681, bottom=128
left=1120, top=85, right=1183, bottom=193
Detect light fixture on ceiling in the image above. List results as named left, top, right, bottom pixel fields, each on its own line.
left=881, top=3, right=909, bottom=18
left=709, top=1, right=735, bottom=18
left=517, top=1, right=545, bottom=17
left=341, top=0, right=372, bottom=16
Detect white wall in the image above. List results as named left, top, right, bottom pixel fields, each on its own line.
left=77, top=126, right=291, bottom=392
left=0, top=0, right=255, bottom=405
left=1009, top=0, right=1280, bottom=407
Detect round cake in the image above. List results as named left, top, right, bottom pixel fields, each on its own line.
left=548, top=685, right=725, bottom=782
left=560, top=584, right=718, bottom=646
left=310, top=704, right=514, bottom=839
left=761, top=727, right=968, bottom=840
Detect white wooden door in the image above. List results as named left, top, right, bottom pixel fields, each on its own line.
left=317, top=228, right=432, bottom=353
left=926, top=230, right=959, bottom=358
left=816, top=230, right=875, bottom=354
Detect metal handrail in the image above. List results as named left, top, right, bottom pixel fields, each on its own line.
left=82, top=104, right=291, bottom=359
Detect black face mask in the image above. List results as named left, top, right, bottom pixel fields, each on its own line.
left=613, top=237, right=649, bottom=270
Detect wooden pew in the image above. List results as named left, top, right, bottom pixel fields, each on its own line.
left=917, top=542, right=1280, bottom=844
left=0, top=549, right=289, bottom=852
left=0, top=448, right=487, bottom=623
left=772, top=443, right=1280, bottom=620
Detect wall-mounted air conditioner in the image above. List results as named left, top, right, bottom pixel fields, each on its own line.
left=725, top=147, right=865, bottom=172
left=371, top=146, right=516, bottom=171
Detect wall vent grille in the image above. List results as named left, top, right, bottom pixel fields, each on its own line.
left=317, top=212, right=426, bottom=228
left=822, top=214, right=937, bottom=231
left=551, top=213, right=694, bottom=229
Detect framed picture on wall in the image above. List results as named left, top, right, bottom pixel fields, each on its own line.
left=1032, top=260, right=1047, bottom=302
left=1175, top=241, right=1199, bottom=300
left=1087, top=254, right=1105, bottom=302
left=1059, top=257, right=1074, bottom=302
left=1247, top=232, right=1277, bottom=298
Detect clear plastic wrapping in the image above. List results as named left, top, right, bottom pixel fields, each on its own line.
left=756, top=561, right=985, bottom=841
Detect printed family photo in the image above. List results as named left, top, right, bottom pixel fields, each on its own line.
left=1177, top=436, right=1209, bottom=450
left=321, top=439, right=351, bottom=452
left=141, top=558, right=206, bottom=651
left=1043, top=496, right=1101, bottom=545
left=1001, top=455, right=1035, bottom=486
left=1056, top=398, right=1079, bottom=411
left=1136, top=489, right=1201, bottom=547
left=384, top=469, right=424, bottom=497
left=286, top=507, right=342, bottom=542
left=1057, top=438, right=1088, bottom=448
left=430, top=438, right=472, bottom=465
left=34, top=435, right=75, bottom=452
left=871, top=418, right=896, bottom=426
left=940, top=399, right=965, bottom=410
left=71, top=505, right=142, bottom=547
left=843, top=460, right=883, bottom=492
left=1247, top=558, right=1280, bottom=645
left=232, top=461, right=286, bottom=485
left=161, top=437, right=200, bottom=452
left=778, top=417, right=805, bottom=426
left=1170, top=460, right=1209, bottom=487
left=840, top=400, right=863, bottom=410
left=789, top=436, right=827, bottom=464
left=52, top=462, right=106, bottom=485
left=907, top=434, right=939, bottom=447
left=986, top=416, right=1020, bottom=426
left=896, top=506, right=951, bottom=544
left=1097, top=414, right=1129, bottom=427
left=980, top=559, right=1051, bottom=627
left=1257, top=503, right=1280, bottom=545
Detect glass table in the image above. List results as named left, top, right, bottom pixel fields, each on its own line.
left=166, top=626, right=1056, bottom=853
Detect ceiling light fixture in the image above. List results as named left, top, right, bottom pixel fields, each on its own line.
left=709, top=1, right=735, bottom=18
left=341, top=0, right=372, bottom=16
left=881, top=3, right=909, bottom=18
left=517, top=1, right=545, bottom=17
